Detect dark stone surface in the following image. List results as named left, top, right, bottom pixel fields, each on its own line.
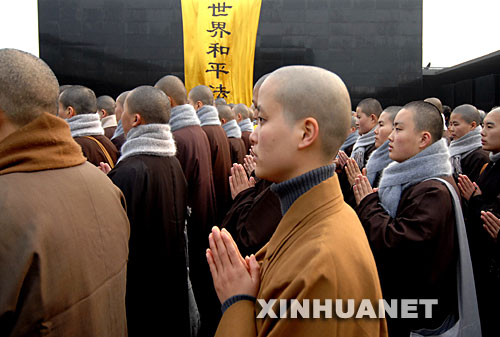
left=39, top=0, right=423, bottom=107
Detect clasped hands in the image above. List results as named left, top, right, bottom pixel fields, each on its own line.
left=206, top=227, right=260, bottom=304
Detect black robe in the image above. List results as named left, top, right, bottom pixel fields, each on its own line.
left=464, top=160, right=500, bottom=337
left=108, top=155, right=190, bottom=337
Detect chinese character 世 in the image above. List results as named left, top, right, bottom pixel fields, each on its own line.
left=208, top=2, right=233, bottom=17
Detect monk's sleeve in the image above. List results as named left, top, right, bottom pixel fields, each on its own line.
left=355, top=184, right=452, bottom=256
left=215, top=300, right=257, bottom=337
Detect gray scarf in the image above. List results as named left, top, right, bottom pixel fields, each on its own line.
left=449, top=126, right=482, bottom=175
left=340, top=130, right=359, bottom=152
left=490, top=152, right=500, bottom=163
left=365, top=140, right=392, bottom=186
left=117, top=124, right=176, bottom=164
left=197, top=105, right=221, bottom=127
left=238, top=118, right=253, bottom=132
left=68, top=113, right=105, bottom=138
left=169, top=104, right=201, bottom=132
left=222, top=119, right=242, bottom=138
left=378, top=139, right=451, bottom=218
left=112, top=120, right=124, bottom=140
left=351, top=127, right=376, bottom=168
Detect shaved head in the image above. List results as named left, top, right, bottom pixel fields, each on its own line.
left=59, top=85, right=97, bottom=115
left=97, top=95, right=116, bottom=115
left=405, top=100, right=443, bottom=143
left=252, top=73, right=270, bottom=107
left=262, top=66, right=351, bottom=158
left=217, top=104, right=235, bottom=122
left=215, top=97, right=227, bottom=106
left=0, top=48, right=59, bottom=126
left=234, top=103, right=249, bottom=119
left=116, top=91, right=130, bottom=107
left=189, top=85, right=214, bottom=106
left=451, top=104, right=481, bottom=125
left=424, top=97, right=443, bottom=114
left=357, top=98, right=383, bottom=118
left=382, top=106, right=402, bottom=123
left=154, top=75, right=187, bottom=106
left=126, top=86, right=171, bottom=124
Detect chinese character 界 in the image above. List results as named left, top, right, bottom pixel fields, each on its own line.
left=207, top=22, right=231, bottom=38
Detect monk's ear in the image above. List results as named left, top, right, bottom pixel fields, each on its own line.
left=297, top=117, right=319, bottom=150
left=132, top=113, right=143, bottom=127
left=418, top=131, right=433, bottom=149
left=67, top=106, right=76, bottom=118
left=471, top=121, right=477, bottom=129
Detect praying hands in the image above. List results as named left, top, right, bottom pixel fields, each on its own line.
left=457, top=174, right=482, bottom=200
left=481, top=211, right=500, bottom=241
left=353, top=174, right=377, bottom=205
left=206, top=227, right=260, bottom=304
left=229, top=163, right=256, bottom=199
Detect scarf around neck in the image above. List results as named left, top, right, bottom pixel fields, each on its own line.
left=351, top=127, right=376, bottom=168
left=340, top=130, right=359, bottom=152
left=0, top=112, right=85, bottom=175
left=449, top=126, right=482, bottom=174
left=169, top=104, right=201, bottom=132
left=112, top=120, right=124, bottom=140
left=365, top=140, right=392, bottom=186
left=222, top=119, right=242, bottom=138
left=197, top=105, right=221, bottom=126
left=118, top=123, right=176, bottom=164
left=490, top=151, right=500, bottom=163
left=238, top=118, right=253, bottom=132
left=101, top=114, right=117, bottom=128
left=378, top=138, right=452, bottom=218
left=68, top=113, right=105, bottom=138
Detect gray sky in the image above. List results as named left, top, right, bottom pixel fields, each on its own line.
left=1, top=1, right=499, bottom=68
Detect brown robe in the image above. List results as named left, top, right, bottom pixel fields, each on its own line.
left=228, top=137, right=246, bottom=165
left=216, top=175, right=387, bottom=337
left=74, top=134, right=119, bottom=167
left=356, top=177, right=458, bottom=336
left=456, top=147, right=490, bottom=183
left=221, top=178, right=281, bottom=257
left=201, top=125, right=233, bottom=224
left=172, top=125, right=219, bottom=336
left=241, top=130, right=252, bottom=154
left=0, top=113, right=129, bottom=337
left=104, top=125, right=117, bottom=139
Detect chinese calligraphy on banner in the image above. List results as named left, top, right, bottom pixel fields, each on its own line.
left=181, top=0, right=262, bottom=106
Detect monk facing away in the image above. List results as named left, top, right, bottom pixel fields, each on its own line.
left=206, top=65, right=387, bottom=337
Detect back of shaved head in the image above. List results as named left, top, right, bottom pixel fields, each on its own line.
left=154, top=75, right=187, bottom=105
left=217, top=104, right=235, bottom=121
left=404, top=100, right=443, bottom=143
left=97, top=95, right=116, bottom=115
left=126, top=86, right=171, bottom=124
left=451, top=104, right=481, bottom=125
left=59, top=85, right=97, bottom=115
left=382, top=106, right=402, bottom=123
left=234, top=104, right=249, bottom=119
left=0, top=48, right=59, bottom=126
left=116, top=91, right=130, bottom=106
left=263, top=65, right=351, bottom=158
left=357, top=98, right=383, bottom=118
left=189, top=85, right=214, bottom=106
left=215, top=97, right=227, bottom=106
left=424, top=97, right=443, bottom=114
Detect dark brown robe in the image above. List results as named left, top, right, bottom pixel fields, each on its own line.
left=356, top=177, right=458, bottom=336
left=228, top=137, right=246, bottom=165
left=74, top=134, right=119, bottom=167
left=104, top=125, right=117, bottom=139
left=221, top=179, right=282, bottom=257
left=456, top=147, right=490, bottom=183
left=172, top=125, right=219, bottom=337
left=108, top=154, right=190, bottom=337
left=241, top=130, right=252, bottom=155
left=464, top=160, right=500, bottom=337
left=201, top=125, right=232, bottom=224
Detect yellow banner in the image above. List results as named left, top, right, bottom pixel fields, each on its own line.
left=181, top=0, right=262, bottom=106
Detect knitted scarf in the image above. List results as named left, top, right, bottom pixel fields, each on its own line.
left=351, top=127, right=376, bottom=168
left=197, top=105, right=221, bottom=126
left=101, top=114, right=117, bottom=128
left=365, top=140, right=392, bottom=186
left=490, top=151, right=500, bottom=163
left=238, top=118, right=254, bottom=132
left=378, top=138, right=452, bottom=218
left=111, top=120, right=124, bottom=140
left=169, top=104, right=201, bottom=132
left=270, top=164, right=335, bottom=215
left=340, top=130, right=359, bottom=152
left=222, top=119, right=242, bottom=138
left=117, top=124, right=176, bottom=164
left=449, top=126, right=482, bottom=175
left=67, top=113, right=105, bottom=137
